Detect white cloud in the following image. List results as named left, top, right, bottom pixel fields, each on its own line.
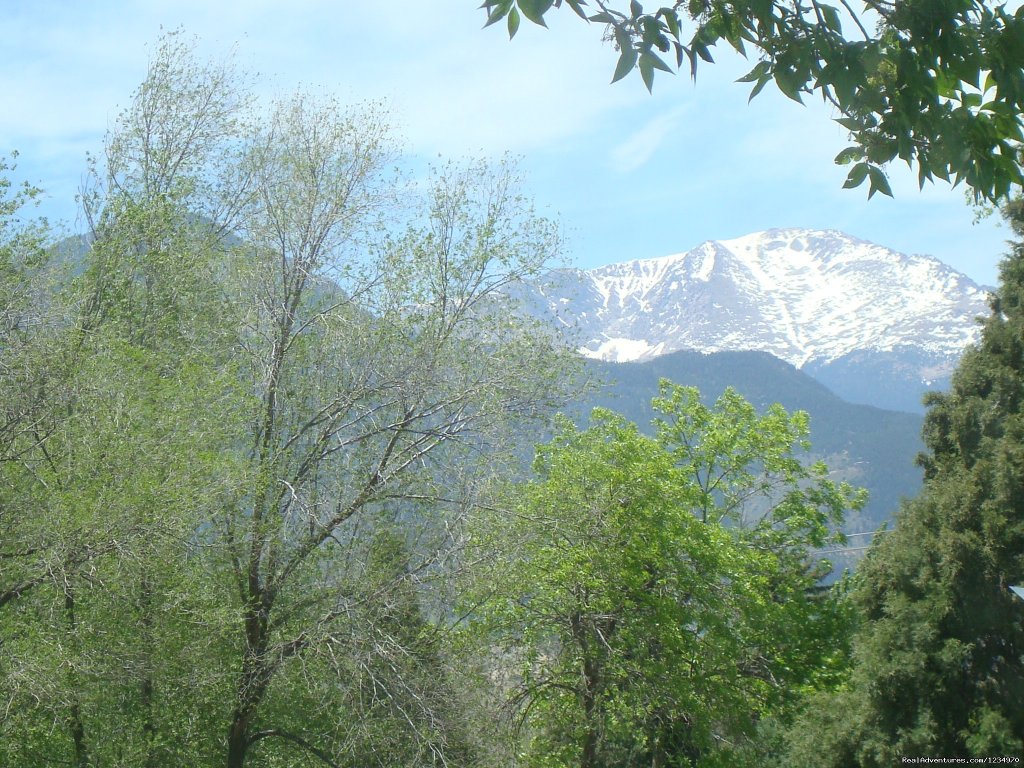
left=6, top=3, right=639, bottom=216
left=609, top=104, right=688, bottom=173
left=1, top=0, right=1009, bottom=285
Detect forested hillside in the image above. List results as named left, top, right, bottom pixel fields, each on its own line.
left=576, top=349, right=923, bottom=535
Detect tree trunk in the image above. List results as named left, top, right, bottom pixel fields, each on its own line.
left=65, top=586, right=89, bottom=768
left=580, top=654, right=600, bottom=768
left=226, top=602, right=271, bottom=768
left=70, top=698, right=88, bottom=768
left=569, top=611, right=603, bottom=768
left=580, top=727, right=598, bottom=768
left=139, top=571, right=158, bottom=768
left=650, top=733, right=665, bottom=768
left=226, top=710, right=250, bottom=768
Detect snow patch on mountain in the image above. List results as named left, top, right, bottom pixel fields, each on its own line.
left=518, top=228, right=989, bottom=387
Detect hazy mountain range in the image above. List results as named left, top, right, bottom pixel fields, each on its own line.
left=517, top=228, right=991, bottom=413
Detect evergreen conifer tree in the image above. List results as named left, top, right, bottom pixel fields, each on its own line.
left=788, top=202, right=1024, bottom=765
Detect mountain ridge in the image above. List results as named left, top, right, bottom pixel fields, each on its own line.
left=518, top=227, right=990, bottom=411
left=570, top=348, right=925, bottom=552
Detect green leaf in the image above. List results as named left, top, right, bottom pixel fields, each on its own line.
left=834, top=146, right=863, bottom=165
left=612, top=45, right=639, bottom=83
left=775, top=69, right=804, bottom=103
left=639, top=52, right=655, bottom=92
left=641, top=17, right=663, bottom=47
left=896, top=130, right=912, bottom=161
left=613, top=23, right=632, bottom=52
left=821, top=4, right=842, bottom=32
left=843, top=162, right=869, bottom=189
left=918, top=161, right=933, bottom=189
left=663, top=10, right=681, bottom=39
left=517, top=0, right=553, bottom=26
left=748, top=0, right=773, bottom=23
left=685, top=46, right=698, bottom=78
left=630, top=0, right=643, bottom=19
left=960, top=92, right=982, bottom=109
left=827, top=63, right=861, bottom=105
left=564, top=0, right=589, bottom=20
left=737, top=60, right=770, bottom=83
left=865, top=139, right=897, bottom=165
left=481, top=0, right=514, bottom=27
left=589, top=11, right=616, bottom=23
left=866, top=165, right=893, bottom=198
left=748, top=75, right=771, bottom=101
left=507, top=7, right=521, bottom=38
left=645, top=49, right=673, bottom=73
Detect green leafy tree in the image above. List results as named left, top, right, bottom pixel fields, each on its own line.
left=0, top=33, right=252, bottom=768
left=479, top=1, right=1024, bottom=202
left=2, top=32, right=575, bottom=768
left=217, top=106, right=570, bottom=764
left=786, top=201, right=1024, bottom=766
left=0, top=154, right=61, bottom=610
left=466, top=382, right=863, bottom=767
left=0, top=347, right=245, bottom=767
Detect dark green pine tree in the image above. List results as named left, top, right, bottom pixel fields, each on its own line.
left=348, top=530, right=475, bottom=767
left=787, top=203, right=1024, bottom=766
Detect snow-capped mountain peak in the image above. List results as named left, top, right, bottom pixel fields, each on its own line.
left=515, top=228, right=990, bottom=411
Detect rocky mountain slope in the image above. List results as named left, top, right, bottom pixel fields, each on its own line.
left=517, top=228, right=990, bottom=411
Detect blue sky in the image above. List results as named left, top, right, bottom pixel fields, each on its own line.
left=3, top=1, right=1012, bottom=286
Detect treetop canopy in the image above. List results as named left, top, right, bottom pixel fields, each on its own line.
left=481, top=0, right=1024, bottom=203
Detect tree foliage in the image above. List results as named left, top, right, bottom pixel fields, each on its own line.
left=212, top=93, right=570, bottom=767
left=15, top=21, right=1011, bottom=768
left=0, top=154, right=62, bottom=611
left=465, top=382, right=863, bottom=767
left=480, top=0, right=1024, bottom=203
left=786, top=201, right=1024, bottom=766
left=1, top=33, right=255, bottom=767
left=1, top=31, right=574, bottom=768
